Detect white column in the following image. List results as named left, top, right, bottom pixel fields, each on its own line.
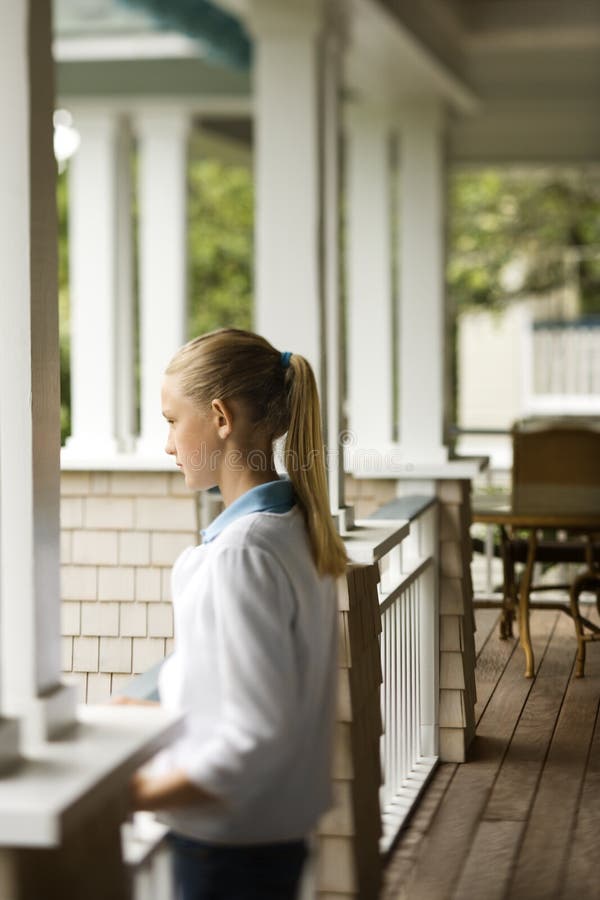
left=397, top=103, right=448, bottom=464
left=0, top=0, right=76, bottom=745
left=248, top=0, right=324, bottom=383
left=0, top=0, right=24, bottom=766
left=65, top=111, right=123, bottom=458
left=322, top=20, right=348, bottom=517
left=115, top=119, right=137, bottom=453
left=65, top=111, right=135, bottom=459
left=65, top=112, right=135, bottom=458
left=346, top=107, right=394, bottom=452
left=136, top=110, right=189, bottom=455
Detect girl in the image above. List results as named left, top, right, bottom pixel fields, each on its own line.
left=129, top=328, right=347, bottom=900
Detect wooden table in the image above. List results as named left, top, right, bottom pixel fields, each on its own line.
left=472, top=491, right=600, bottom=677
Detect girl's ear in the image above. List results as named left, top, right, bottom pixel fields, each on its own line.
left=211, top=398, right=233, bottom=440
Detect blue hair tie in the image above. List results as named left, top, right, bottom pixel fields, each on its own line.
left=280, top=351, right=292, bottom=369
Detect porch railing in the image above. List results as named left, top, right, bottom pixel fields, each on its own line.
left=122, top=813, right=174, bottom=900
left=369, top=498, right=439, bottom=852
left=118, top=669, right=174, bottom=898
left=120, top=497, right=441, bottom=891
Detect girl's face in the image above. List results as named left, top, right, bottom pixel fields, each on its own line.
left=161, top=374, right=226, bottom=490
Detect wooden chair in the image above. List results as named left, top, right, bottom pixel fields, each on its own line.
left=502, top=420, right=600, bottom=674
left=512, top=419, right=600, bottom=515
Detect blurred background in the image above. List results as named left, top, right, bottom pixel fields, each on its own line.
left=53, top=0, right=600, bottom=454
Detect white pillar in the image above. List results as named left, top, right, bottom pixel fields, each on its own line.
left=65, top=111, right=135, bottom=459
left=0, top=0, right=76, bottom=746
left=397, top=103, right=448, bottom=464
left=248, top=0, right=324, bottom=383
left=115, top=119, right=137, bottom=453
left=346, top=107, right=395, bottom=452
left=65, top=111, right=124, bottom=458
left=136, top=110, right=189, bottom=455
left=322, top=21, right=347, bottom=517
left=0, top=0, right=25, bottom=766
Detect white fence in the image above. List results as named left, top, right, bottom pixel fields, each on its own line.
left=123, top=814, right=175, bottom=900
left=525, top=318, right=600, bottom=415
left=376, top=502, right=439, bottom=852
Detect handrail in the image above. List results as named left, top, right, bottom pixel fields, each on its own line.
left=368, top=500, right=439, bottom=853
left=379, top=557, right=434, bottom=614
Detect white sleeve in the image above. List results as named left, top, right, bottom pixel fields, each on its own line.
left=181, top=544, right=298, bottom=803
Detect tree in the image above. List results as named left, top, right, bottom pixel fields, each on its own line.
left=447, top=168, right=600, bottom=315
left=187, top=157, right=253, bottom=337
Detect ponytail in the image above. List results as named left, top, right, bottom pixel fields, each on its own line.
left=284, top=354, right=348, bottom=578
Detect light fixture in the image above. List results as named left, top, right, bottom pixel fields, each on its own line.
left=53, top=109, right=81, bottom=172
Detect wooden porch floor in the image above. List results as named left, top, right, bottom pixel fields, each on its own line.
left=383, top=604, right=600, bottom=900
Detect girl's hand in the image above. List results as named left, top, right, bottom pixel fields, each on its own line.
left=129, top=769, right=221, bottom=812
left=130, top=770, right=163, bottom=811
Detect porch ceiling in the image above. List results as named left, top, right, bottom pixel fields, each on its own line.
left=55, top=56, right=250, bottom=100
left=343, top=0, right=478, bottom=113
left=348, top=0, right=600, bottom=162
left=55, top=0, right=600, bottom=163
left=381, top=0, right=600, bottom=162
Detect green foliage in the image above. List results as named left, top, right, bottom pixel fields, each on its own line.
left=448, top=168, right=600, bottom=314
left=187, top=158, right=253, bottom=337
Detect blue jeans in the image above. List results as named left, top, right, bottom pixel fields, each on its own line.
left=168, top=832, right=308, bottom=900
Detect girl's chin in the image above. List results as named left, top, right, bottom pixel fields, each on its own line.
left=183, top=472, right=216, bottom=492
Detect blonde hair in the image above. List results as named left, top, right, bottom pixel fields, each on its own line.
left=166, top=328, right=348, bottom=578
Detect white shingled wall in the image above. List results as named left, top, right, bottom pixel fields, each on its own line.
left=60, top=471, right=199, bottom=703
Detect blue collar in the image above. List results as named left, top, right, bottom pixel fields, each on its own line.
left=201, top=478, right=296, bottom=544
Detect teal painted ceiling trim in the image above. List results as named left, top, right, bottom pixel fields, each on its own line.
left=118, top=0, right=251, bottom=69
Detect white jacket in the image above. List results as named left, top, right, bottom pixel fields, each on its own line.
left=153, top=497, right=338, bottom=844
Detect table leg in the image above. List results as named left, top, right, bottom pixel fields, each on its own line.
left=519, top=529, right=537, bottom=678
left=569, top=572, right=587, bottom=678
left=499, top=526, right=515, bottom=639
